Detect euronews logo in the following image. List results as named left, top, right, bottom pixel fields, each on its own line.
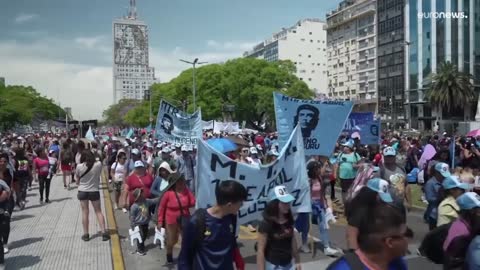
left=418, top=12, right=468, bottom=19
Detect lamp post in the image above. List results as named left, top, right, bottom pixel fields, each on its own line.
left=180, top=58, right=207, bottom=111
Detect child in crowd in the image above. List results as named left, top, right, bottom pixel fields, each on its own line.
left=129, top=188, right=159, bottom=255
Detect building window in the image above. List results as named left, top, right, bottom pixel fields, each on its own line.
left=301, top=38, right=305, bottom=41
left=308, top=78, right=312, bottom=81
left=308, top=55, right=311, bottom=58
left=298, top=54, right=302, bottom=57
left=310, top=40, right=313, bottom=43
left=309, top=32, right=312, bottom=35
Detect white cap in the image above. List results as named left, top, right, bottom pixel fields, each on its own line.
left=162, top=147, right=170, bottom=153
left=134, top=160, right=145, bottom=168
left=131, top=148, right=140, bottom=155
left=112, top=136, right=118, bottom=141
left=146, top=142, right=153, bottom=148
left=175, top=143, right=181, bottom=148
left=159, top=162, right=176, bottom=174
left=181, top=145, right=188, bottom=152
left=250, top=147, right=258, bottom=154
left=123, top=141, right=129, bottom=147
left=187, top=145, right=193, bottom=152
left=256, top=144, right=263, bottom=151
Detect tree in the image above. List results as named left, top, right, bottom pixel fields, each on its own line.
left=425, top=62, right=475, bottom=118
left=125, top=58, right=314, bottom=130
left=102, top=99, right=142, bottom=126
left=0, top=85, right=66, bottom=131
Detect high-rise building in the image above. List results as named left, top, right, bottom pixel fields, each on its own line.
left=326, top=0, right=377, bottom=112
left=377, top=0, right=406, bottom=129
left=405, top=0, right=480, bottom=131
left=243, top=19, right=328, bottom=96
left=0, top=77, right=4, bottom=86
left=112, top=0, right=156, bottom=104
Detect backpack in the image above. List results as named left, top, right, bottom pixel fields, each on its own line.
left=326, top=251, right=364, bottom=270
left=190, top=208, right=237, bottom=249
left=418, top=222, right=452, bottom=264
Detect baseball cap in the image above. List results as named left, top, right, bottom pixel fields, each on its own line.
left=181, top=145, right=188, bottom=152
left=134, top=160, right=145, bottom=168
left=187, top=145, right=193, bottom=152
left=269, top=185, right=295, bottom=203
left=342, top=140, right=354, bottom=149
left=442, top=175, right=470, bottom=190
left=366, top=178, right=393, bottom=203
left=456, top=192, right=480, bottom=210
left=383, top=146, right=396, bottom=156
left=131, top=148, right=140, bottom=155
left=434, top=162, right=451, bottom=178
left=256, top=144, right=263, bottom=151
left=161, top=147, right=171, bottom=153
left=175, top=143, right=181, bottom=148
left=159, top=162, right=176, bottom=174
left=123, top=141, right=129, bottom=147
left=250, top=147, right=258, bottom=154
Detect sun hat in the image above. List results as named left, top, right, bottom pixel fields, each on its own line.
left=158, top=162, right=176, bottom=174
left=434, top=162, right=451, bottom=178
left=382, top=146, right=396, bottom=156
left=456, top=192, right=480, bottom=210
left=164, top=172, right=185, bottom=191
left=366, top=178, right=393, bottom=203
left=134, top=160, right=145, bottom=168
left=442, top=175, right=470, bottom=190
left=269, top=185, right=295, bottom=203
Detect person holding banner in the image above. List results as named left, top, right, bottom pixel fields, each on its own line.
left=257, top=185, right=301, bottom=270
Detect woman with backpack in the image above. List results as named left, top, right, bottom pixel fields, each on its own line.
left=257, top=185, right=301, bottom=270
left=76, top=150, right=110, bottom=242
left=60, top=142, right=74, bottom=189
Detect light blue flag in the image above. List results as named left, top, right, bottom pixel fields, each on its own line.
left=85, top=126, right=94, bottom=141
left=273, top=92, right=353, bottom=156
left=126, top=128, right=134, bottom=139
left=357, top=119, right=381, bottom=145
left=450, top=139, right=456, bottom=168
left=146, top=124, right=152, bottom=133
left=155, top=99, right=202, bottom=146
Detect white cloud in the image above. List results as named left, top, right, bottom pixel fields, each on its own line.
left=75, top=36, right=109, bottom=52
left=14, top=13, right=38, bottom=24
left=0, top=37, right=254, bottom=119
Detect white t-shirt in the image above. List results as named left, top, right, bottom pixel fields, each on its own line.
left=76, top=161, right=103, bottom=192
left=110, top=162, right=126, bottom=183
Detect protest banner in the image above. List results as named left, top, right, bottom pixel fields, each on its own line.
left=213, top=121, right=240, bottom=134
left=196, top=126, right=311, bottom=224
left=155, top=100, right=202, bottom=146
left=273, top=92, right=353, bottom=156
left=343, top=112, right=374, bottom=133
left=357, top=119, right=381, bottom=145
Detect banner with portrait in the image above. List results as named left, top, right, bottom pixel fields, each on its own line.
left=343, top=112, right=374, bottom=133
left=155, top=100, right=202, bottom=146
left=273, top=92, right=353, bottom=156
left=196, top=126, right=311, bottom=224
left=357, top=119, right=381, bottom=145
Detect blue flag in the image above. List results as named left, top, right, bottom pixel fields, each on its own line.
left=450, top=139, right=455, bottom=169
left=126, top=128, right=134, bottom=139
left=273, top=92, right=353, bottom=156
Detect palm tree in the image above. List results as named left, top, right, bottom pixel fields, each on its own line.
left=425, top=62, right=475, bottom=117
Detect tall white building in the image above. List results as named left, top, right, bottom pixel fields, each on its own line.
left=112, top=0, right=156, bottom=103
left=243, top=19, right=328, bottom=95
left=326, top=0, right=377, bottom=112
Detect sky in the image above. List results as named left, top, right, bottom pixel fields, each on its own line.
left=0, top=0, right=340, bottom=120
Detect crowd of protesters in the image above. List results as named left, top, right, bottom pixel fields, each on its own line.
left=4, top=127, right=480, bottom=270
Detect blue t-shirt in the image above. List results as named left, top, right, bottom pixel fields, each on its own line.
left=178, top=210, right=237, bottom=270
left=328, top=256, right=407, bottom=270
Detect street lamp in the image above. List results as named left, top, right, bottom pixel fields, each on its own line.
left=180, top=58, right=208, bottom=111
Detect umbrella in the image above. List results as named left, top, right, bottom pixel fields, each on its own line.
left=207, top=138, right=238, bottom=153
left=467, top=129, right=480, bottom=137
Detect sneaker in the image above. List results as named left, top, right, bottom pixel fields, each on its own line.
left=19, top=201, right=26, bottom=210
left=45, top=199, right=50, bottom=203
left=247, top=224, right=257, bottom=232
left=136, top=250, right=146, bottom=256
left=166, top=254, right=174, bottom=264
left=324, top=247, right=342, bottom=257
left=299, top=244, right=311, bottom=253
left=102, top=232, right=110, bottom=241
left=81, top=234, right=90, bottom=242
left=39, top=198, right=43, bottom=204
left=122, top=208, right=128, bottom=213
left=4, top=246, right=9, bottom=254
left=64, top=184, right=67, bottom=189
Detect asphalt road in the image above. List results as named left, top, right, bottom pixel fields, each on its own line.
left=109, top=188, right=441, bottom=270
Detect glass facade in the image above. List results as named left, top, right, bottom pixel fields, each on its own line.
left=464, top=0, right=470, bottom=73
left=437, top=0, right=446, bottom=66
left=475, top=0, right=480, bottom=85
left=409, top=0, right=418, bottom=90
left=452, top=0, right=459, bottom=66
left=422, top=0, right=432, bottom=82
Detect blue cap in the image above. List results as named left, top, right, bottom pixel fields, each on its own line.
left=456, top=192, right=480, bottom=210
left=383, top=146, right=396, bottom=156
left=366, top=178, right=393, bottom=203
left=269, top=185, right=295, bottom=203
left=342, top=139, right=354, bottom=149
left=434, top=162, right=451, bottom=178
left=442, top=175, right=470, bottom=190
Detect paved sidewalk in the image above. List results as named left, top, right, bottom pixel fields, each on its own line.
left=4, top=174, right=114, bottom=270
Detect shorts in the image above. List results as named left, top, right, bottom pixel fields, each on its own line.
left=77, top=191, right=100, bottom=201
left=340, top=178, right=355, bottom=193
left=112, top=181, right=123, bottom=192
left=61, top=164, right=72, bottom=172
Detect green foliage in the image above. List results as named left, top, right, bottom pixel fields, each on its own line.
left=0, top=84, right=65, bottom=131
left=125, top=58, right=314, bottom=130
left=425, top=61, right=475, bottom=112
left=102, top=99, right=142, bottom=126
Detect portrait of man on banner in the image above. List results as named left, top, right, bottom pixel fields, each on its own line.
left=161, top=114, right=174, bottom=135
left=293, top=104, right=320, bottom=138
